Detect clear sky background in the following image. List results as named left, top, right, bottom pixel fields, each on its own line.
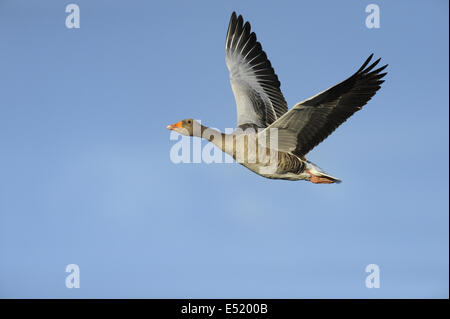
left=0, top=0, right=448, bottom=298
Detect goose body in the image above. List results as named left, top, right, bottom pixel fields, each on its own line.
left=196, top=128, right=337, bottom=182
left=167, top=12, right=388, bottom=184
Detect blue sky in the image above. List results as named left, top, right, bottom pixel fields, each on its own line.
left=0, top=0, right=448, bottom=298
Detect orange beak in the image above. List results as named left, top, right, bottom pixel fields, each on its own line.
left=167, top=121, right=183, bottom=130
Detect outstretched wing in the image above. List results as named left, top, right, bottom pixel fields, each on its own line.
left=262, top=54, right=388, bottom=157
left=225, top=12, right=288, bottom=129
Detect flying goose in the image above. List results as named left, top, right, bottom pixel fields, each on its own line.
left=167, top=12, right=388, bottom=184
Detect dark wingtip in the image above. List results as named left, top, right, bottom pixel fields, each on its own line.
left=228, top=12, right=237, bottom=26
left=236, top=13, right=243, bottom=24
left=229, top=12, right=237, bottom=24
left=356, top=54, right=374, bottom=73
left=368, top=64, right=388, bottom=77
left=364, top=57, right=381, bottom=73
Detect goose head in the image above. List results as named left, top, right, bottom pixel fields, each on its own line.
left=166, top=119, right=200, bottom=136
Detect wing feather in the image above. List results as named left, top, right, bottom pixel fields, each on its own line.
left=261, top=54, right=388, bottom=157
left=225, top=12, right=288, bottom=129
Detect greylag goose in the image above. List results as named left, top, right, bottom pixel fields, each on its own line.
left=167, top=12, right=388, bottom=184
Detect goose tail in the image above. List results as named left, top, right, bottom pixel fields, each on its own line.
left=305, top=161, right=342, bottom=184
left=311, top=171, right=342, bottom=184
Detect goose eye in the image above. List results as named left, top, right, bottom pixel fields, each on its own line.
left=187, top=120, right=192, bottom=124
